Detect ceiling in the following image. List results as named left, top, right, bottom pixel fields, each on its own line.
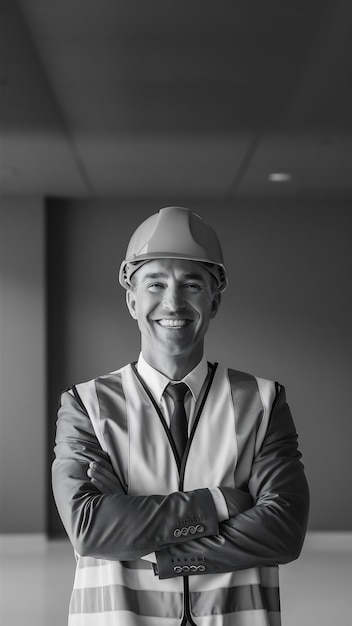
left=1, top=0, right=352, bottom=199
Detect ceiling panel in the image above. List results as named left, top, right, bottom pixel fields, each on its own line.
left=0, top=0, right=88, bottom=193
left=281, top=0, right=352, bottom=129
left=1, top=0, right=352, bottom=198
left=16, top=1, right=325, bottom=40
left=76, top=134, right=253, bottom=197
left=0, top=132, right=90, bottom=196
left=0, top=0, right=59, bottom=132
left=16, top=0, right=333, bottom=133
left=235, top=132, right=352, bottom=198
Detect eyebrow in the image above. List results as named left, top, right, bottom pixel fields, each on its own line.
left=142, top=272, right=168, bottom=281
left=182, top=273, right=206, bottom=281
left=141, top=272, right=206, bottom=282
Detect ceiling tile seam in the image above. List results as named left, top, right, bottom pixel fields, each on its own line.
left=226, top=133, right=262, bottom=199
left=14, top=1, right=95, bottom=197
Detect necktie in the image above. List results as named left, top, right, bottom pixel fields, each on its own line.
left=165, top=382, right=189, bottom=463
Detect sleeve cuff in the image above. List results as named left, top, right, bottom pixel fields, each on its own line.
left=209, top=487, right=229, bottom=522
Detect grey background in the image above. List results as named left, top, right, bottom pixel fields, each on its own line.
left=1, top=199, right=351, bottom=534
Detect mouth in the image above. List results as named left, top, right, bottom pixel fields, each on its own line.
left=157, top=318, right=191, bottom=328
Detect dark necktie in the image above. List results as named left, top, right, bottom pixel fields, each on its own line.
left=165, top=382, right=189, bottom=463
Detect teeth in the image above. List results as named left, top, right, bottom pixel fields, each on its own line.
left=159, top=319, right=187, bottom=327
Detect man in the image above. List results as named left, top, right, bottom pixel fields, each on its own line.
left=52, top=206, right=309, bottom=626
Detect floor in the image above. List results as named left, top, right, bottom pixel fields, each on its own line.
left=0, top=533, right=351, bottom=626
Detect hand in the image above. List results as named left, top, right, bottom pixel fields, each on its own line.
left=87, top=458, right=124, bottom=495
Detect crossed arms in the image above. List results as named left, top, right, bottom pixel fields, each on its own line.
left=52, top=385, right=309, bottom=579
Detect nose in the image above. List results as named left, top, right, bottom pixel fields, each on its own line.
left=162, top=286, right=185, bottom=312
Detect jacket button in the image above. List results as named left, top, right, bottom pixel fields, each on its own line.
left=174, top=529, right=181, bottom=537
left=190, top=565, right=198, bottom=572
left=198, top=565, right=206, bottom=572
left=189, top=525, right=196, bottom=534
left=196, top=524, right=205, bottom=533
left=181, top=527, right=189, bottom=536
left=174, top=566, right=182, bottom=573
left=182, top=565, right=190, bottom=572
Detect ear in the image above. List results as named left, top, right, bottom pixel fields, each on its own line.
left=126, top=289, right=138, bottom=320
left=210, top=291, right=221, bottom=318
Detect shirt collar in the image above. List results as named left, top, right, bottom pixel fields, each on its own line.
left=137, top=353, right=209, bottom=405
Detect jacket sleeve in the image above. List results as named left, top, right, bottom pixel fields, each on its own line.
left=52, top=388, right=219, bottom=561
left=155, top=385, right=310, bottom=578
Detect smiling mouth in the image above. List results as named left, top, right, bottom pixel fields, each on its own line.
left=157, top=319, right=190, bottom=328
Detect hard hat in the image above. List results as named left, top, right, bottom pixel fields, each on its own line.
left=119, top=206, right=228, bottom=291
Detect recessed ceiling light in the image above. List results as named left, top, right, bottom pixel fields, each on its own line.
left=268, top=172, right=292, bottom=182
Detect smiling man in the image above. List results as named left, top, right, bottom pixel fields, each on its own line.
left=52, top=206, right=309, bottom=626
left=126, top=258, right=220, bottom=380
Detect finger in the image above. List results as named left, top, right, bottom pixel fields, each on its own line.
left=90, top=457, right=114, bottom=473
left=89, top=461, right=116, bottom=480
left=88, top=463, right=117, bottom=487
left=89, top=475, right=114, bottom=495
left=89, top=462, right=124, bottom=493
left=87, top=466, right=117, bottom=492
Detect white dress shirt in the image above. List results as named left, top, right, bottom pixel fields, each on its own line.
left=137, top=352, right=209, bottom=431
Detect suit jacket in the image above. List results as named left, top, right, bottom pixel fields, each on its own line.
left=52, top=362, right=309, bottom=626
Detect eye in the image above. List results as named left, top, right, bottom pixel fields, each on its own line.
left=147, top=282, right=165, bottom=292
left=183, top=283, right=203, bottom=292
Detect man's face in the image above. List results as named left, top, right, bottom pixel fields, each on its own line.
left=126, top=258, right=220, bottom=366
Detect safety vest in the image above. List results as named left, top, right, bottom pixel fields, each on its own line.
left=67, top=363, right=281, bottom=626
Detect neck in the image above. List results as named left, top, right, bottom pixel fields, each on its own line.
left=142, top=347, right=203, bottom=381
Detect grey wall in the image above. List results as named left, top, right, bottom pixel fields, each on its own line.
left=0, top=198, right=46, bottom=532
left=0, top=199, right=350, bottom=533
left=47, top=199, right=352, bottom=532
